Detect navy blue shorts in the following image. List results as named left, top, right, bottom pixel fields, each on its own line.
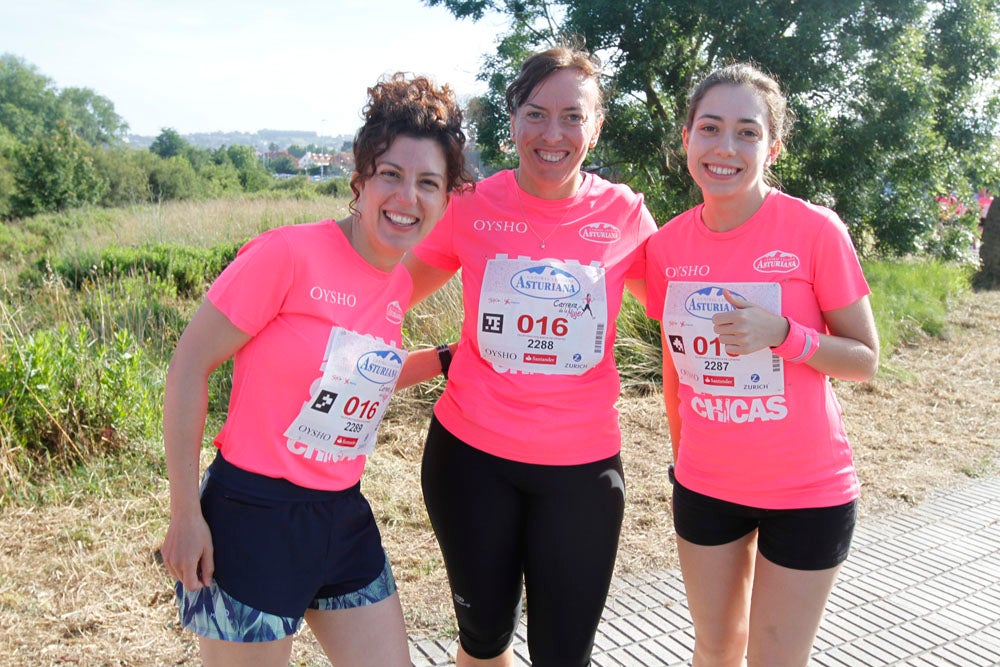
left=672, top=478, right=857, bottom=571
left=193, top=453, right=393, bottom=620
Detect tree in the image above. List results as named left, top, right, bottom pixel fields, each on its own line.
left=0, top=54, right=126, bottom=147
left=221, top=144, right=270, bottom=192
left=269, top=154, right=299, bottom=174
left=149, top=128, right=189, bottom=159
left=92, top=147, right=155, bottom=207
left=10, top=122, right=107, bottom=218
left=428, top=0, right=1000, bottom=256
left=58, top=87, right=129, bottom=146
left=0, top=54, right=58, bottom=142
left=0, top=128, right=17, bottom=218
left=974, top=198, right=1000, bottom=289
left=148, top=155, right=199, bottom=201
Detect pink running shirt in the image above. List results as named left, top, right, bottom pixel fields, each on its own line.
left=207, top=220, right=412, bottom=491
left=646, top=190, right=870, bottom=509
left=413, top=170, right=657, bottom=465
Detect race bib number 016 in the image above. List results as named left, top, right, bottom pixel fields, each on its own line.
left=663, top=281, right=784, bottom=396
left=478, top=255, right=608, bottom=375
left=283, top=327, right=406, bottom=460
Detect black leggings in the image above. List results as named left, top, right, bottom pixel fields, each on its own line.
left=421, top=416, right=625, bottom=666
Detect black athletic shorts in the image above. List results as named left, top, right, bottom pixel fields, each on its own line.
left=672, top=477, right=857, bottom=571
left=201, top=452, right=390, bottom=618
left=422, top=416, right=625, bottom=666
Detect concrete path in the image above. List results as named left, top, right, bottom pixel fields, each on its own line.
left=409, top=475, right=1000, bottom=666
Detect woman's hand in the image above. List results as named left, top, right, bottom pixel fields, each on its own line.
left=161, top=511, right=214, bottom=590
left=711, top=289, right=789, bottom=356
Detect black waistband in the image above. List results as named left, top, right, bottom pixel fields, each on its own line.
left=207, top=451, right=361, bottom=502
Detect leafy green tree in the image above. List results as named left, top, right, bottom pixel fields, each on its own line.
left=0, top=54, right=59, bottom=142
left=92, top=147, right=155, bottom=207
left=222, top=144, right=270, bottom=192
left=11, top=122, right=107, bottom=218
left=1, top=54, right=126, bottom=148
left=0, top=128, right=17, bottom=218
left=269, top=154, right=299, bottom=174
left=429, top=0, right=1000, bottom=256
left=148, top=155, right=199, bottom=201
left=197, top=161, right=243, bottom=197
left=149, top=128, right=189, bottom=159
left=57, top=87, right=128, bottom=147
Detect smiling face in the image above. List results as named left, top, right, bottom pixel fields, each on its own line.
left=352, top=135, right=449, bottom=271
left=509, top=67, right=603, bottom=200
left=683, top=83, right=781, bottom=220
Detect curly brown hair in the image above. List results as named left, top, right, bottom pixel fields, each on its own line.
left=350, top=73, right=474, bottom=211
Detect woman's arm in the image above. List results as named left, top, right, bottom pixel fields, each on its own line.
left=403, top=252, right=457, bottom=306
left=625, top=278, right=647, bottom=307
left=397, top=343, right=456, bottom=390
left=811, top=295, right=879, bottom=381
left=713, top=290, right=879, bottom=382
left=160, top=301, right=252, bottom=590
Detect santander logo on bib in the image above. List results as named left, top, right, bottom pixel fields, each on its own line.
left=753, top=250, right=799, bottom=273
left=578, top=222, right=621, bottom=244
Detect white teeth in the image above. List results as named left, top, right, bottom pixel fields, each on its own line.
left=707, top=164, right=739, bottom=176
left=385, top=211, right=418, bottom=226
left=538, top=151, right=566, bottom=163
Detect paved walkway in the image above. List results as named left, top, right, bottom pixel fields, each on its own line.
left=409, top=475, right=1000, bottom=666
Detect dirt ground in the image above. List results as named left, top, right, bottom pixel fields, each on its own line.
left=1, top=289, right=997, bottom=666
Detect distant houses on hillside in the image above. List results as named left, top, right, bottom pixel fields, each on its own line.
left=263, top=149, right=354, bottom=178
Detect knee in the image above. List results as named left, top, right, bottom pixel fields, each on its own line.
left=693, top=624, right=749, bottom=666
left=458, top=626, right=516, bottom=661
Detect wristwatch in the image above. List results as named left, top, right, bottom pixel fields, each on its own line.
left=435, top=344, right=453, bottom=379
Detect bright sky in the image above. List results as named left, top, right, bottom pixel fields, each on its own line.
left=0, top=0, right=508, bottom=138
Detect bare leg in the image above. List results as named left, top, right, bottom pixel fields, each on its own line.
left=199, top=636, right=294, bottom=667
left=305, top=592, right=412, bottom=667
left=677, top=532, right=757, bottom=667
left=746, top=554, right=841, bottom=667
left=456, top=644, right=515, bottom=667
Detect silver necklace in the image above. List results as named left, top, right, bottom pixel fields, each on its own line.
left=513, top=171, right=580, bottom=249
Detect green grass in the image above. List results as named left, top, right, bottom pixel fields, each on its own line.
left=863, top=258, right=971, bottom=360
left=0, top=197, right=975, bottom=503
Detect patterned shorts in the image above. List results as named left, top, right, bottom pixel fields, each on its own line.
left=175, top=552, right=397, bottom=642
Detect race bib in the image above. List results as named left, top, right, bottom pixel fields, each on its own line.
left=663, top=281, right=784, bottom=396
left=283, top=327, right=406, bottom=460
left=477, top=255, right=608, bottom=375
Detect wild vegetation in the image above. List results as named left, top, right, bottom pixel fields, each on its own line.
left=0, top=195, right=978, bottom=502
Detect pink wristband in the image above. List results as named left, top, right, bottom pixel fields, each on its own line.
left=771, top=318, right=820, bottom=363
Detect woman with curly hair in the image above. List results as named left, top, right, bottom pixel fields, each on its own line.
left=160, top=73, right=473, bottom=666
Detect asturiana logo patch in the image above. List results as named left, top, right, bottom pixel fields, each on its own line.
left=511, top=266, right=581, bottom=299
left=356, top=350, right=403, bottom=384
left=684, top=286, right=745, bottom=320
left=753, top=250, right=799, bottom=273
left=385, top=300, right=403, bottom=325
left=578, top=222, right=621, bottom=244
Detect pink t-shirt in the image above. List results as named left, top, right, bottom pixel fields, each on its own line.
left=207, top=220, right=412, bottom=491
left=646, top=190, right=870, bottom=509
left=413, top=169, right=657, bottom=465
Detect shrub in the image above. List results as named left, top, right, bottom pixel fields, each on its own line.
left=0, top=314, right=161, bottom=498
left=25, top=241, right=243, bottom=297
